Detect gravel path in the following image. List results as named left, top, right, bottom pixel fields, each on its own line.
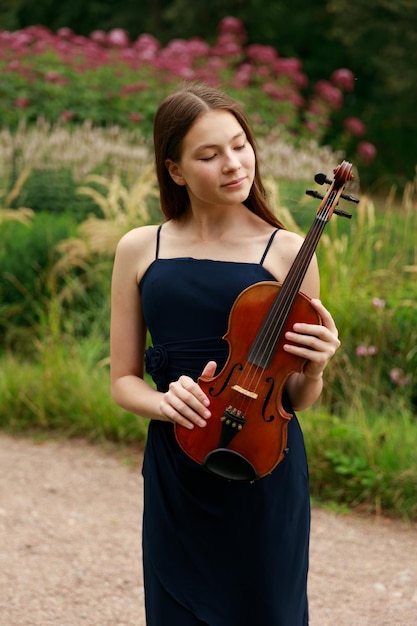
left=1, top=434, right=416, bottom=625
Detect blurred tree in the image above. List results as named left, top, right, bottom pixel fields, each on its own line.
left=0, top=0, right=25, bottom=30
left=0, top=0, right=151, bottom=34
left=326, top=0, right=417, bottom=187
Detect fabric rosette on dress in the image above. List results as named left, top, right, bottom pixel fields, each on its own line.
left=144, top=345, right=170, bottom=391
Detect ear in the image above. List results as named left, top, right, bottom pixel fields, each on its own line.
left=165, top=159, right=186, bottom=186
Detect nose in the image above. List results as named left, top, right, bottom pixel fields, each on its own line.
left=222, top=150, right=241, bottom=172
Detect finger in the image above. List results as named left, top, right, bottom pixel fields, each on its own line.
left=173, top=379, right=212, bottom=416
left=310, top=298, right=338, bottom=332
left=285, top=330, right=324, bottom=349
left=161, top=378, right=211, bottom=428
left=201, top=360, right=217, bottom=379
left=283, top=340, right=329, bottom=364
left=161, top=396, right=209, bottom=429
left=285, top=330, right=340, bottom=355
left=287, top=323, right=338, bottom=346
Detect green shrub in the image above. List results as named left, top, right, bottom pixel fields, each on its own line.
left=0, top=212, right=77, bottom=346
left=14, top=168, right=101, bottom=219
left=0, top=210, right=115, bottom=353
left=304, top=406, right=417, bottom=519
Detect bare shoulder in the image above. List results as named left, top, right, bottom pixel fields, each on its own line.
left=264, top=228, right=320, bottom=297
left=114, top=224, right=161, bottom=283
left=274, top=228, right=306, bottom=263
left=116, top=224, right=160, bottom=252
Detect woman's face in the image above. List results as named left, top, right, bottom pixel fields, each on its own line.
left=166, top=110, right=256, bottom=211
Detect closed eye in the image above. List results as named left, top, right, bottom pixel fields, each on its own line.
left=200, top=145, right=245, bottom=161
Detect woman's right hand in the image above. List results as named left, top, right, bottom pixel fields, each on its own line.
left=159, top=361, right=217, bottom=429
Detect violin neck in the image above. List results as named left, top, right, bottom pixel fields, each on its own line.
left=247, top=215, right=328, bottom=368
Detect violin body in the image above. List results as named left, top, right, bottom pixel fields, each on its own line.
left=175, top=281, right=321, bottom=481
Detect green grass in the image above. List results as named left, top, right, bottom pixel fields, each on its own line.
left=0, top=343, right=148, bottom=445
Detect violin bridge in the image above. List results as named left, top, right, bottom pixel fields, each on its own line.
left=231, top=384, right=258, bottom=399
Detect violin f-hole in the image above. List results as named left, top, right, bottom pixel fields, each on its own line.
left=262, top=377, right=275, bottom=422
left=208, top=362, right=243, bottom=397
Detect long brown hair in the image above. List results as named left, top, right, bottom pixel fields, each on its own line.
left=153, top=83, right=284, bottom=228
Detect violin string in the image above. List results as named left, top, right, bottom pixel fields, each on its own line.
left=239, top=193, right=337, bottom=399
left=231, top=183, right=342, bottom=418
left=219, top=170, right=351, bottom=431
left=233, top=217, right=326, bottom=412
left=256, top=199, right=334, bottom=367
left=260, top=195, right=335, bottom=362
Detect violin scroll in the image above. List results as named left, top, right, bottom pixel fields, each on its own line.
left=306, top=159, right=359, bottom=220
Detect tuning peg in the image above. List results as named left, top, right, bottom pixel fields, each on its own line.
left=313, top=173, right=360, bottom=204
left=305, top=189, right=324, bottom=200
left=305, top=189, right=352, bottom=218
left=334, top=209, right=352, bottom=219
left=341, top=193, right=360, bottom=204
left=314, top=173, right=332, bottom=185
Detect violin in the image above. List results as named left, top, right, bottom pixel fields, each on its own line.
left=175, top=161, right=359, bottom=481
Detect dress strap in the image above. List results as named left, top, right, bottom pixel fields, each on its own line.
left=260, top=228, right=280, bottom=265
left=155, top=224, right=163, bottom=259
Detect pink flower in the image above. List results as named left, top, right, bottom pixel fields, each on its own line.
left=355, top=345, right=378, bottom=357
left=304, top=120, right=320, bottom=133
left=389, top=368, right=411, bottom=386
left=218, top=17, right=247, bottom=43
left=233, top=64, right=252, bottom=88
left=344, top=116, right=366, bottom=137
left=133, top=33, right=160, bottom=56
left=44, top=71, right=68, bottom=86
left=56, top=27, right=74, bottom=39
left=60, top=110, right=75, bottom=121
left=128, top=112, right=143, bottom=123
left=70, top=35, right=89, bottom=48
left=273, top=58, right=308, bottom=89
left=357, top=141, right=377, bottom=165
left=5, top=60, right=21, bottom=72
left=246, top=44, right=278, bottom=65
left=45, top=71, right=60, bottom=83
left=107, top=28, right=130, bottom=48
left=15, top=97, right=30, bottom=109
left=262, top=82, right=282, bottom=100
left=274, top=57, right=302, bottom=74
left=89, top=30, right=107, bottom=45
left=314, top=80, right=343, bottom=110
left=331, top=68, right=355, bottom=91
left=213, top=33, right=243, bottom=57
left=372, top=297, right=385, bottom=308
left=187, top=38, right=210, bottom=58
left=356, top=345, right=369, bottom=357
left=10, top=30, right=33, bottom=49
left=120, top=82, right=148, bottom=96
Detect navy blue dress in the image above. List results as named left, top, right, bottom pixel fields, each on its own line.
left=139, top=226, right=310, bottom=626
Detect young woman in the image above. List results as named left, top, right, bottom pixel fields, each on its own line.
left=110, top=84, right=341, bottom=625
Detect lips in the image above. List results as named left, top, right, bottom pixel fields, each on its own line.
left=222, top=176, right=246, bottom=188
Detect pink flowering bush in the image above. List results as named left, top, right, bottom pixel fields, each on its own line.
left=0, top=18, right=375, bottom=164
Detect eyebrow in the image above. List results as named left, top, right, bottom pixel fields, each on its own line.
left=194, top=131, right=246, bottom=152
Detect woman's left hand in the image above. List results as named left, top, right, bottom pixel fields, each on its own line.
left=283, top=298, right=341, bottom=380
